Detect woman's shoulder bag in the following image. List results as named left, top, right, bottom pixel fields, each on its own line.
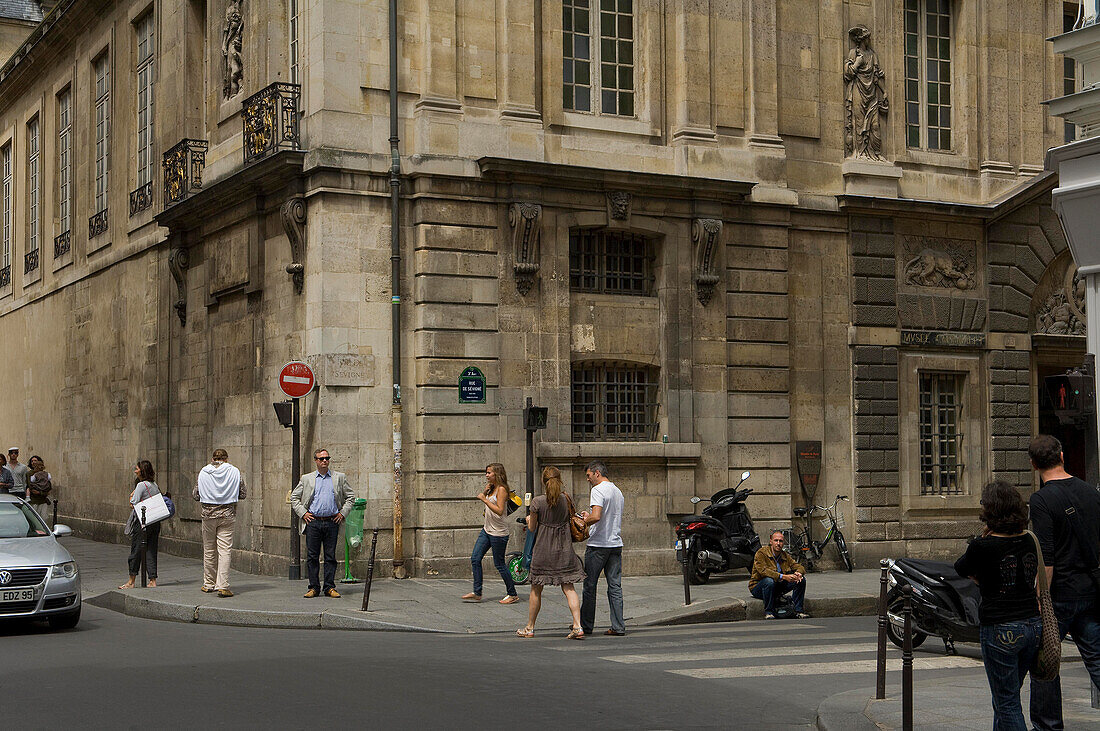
left=564, top=493, right=590, bottom=543
left=1028, top=530, right=1062, bottom=683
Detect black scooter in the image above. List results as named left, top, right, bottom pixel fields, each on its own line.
left=884, top=557, right=981, bottom=654
left=675, top=471, right=761, bottom=584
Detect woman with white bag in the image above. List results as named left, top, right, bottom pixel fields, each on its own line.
left=119, top=460, right=169, bottom=589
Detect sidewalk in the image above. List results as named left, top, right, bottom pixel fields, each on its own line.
left=817, top=671, right=1100, bottom=730
left=68, top=536, right=879, bottom=633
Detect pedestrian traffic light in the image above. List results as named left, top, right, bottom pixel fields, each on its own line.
left=523, top=404, right=548, bottom=431
left=1045, top=370, right=1096, bottom=426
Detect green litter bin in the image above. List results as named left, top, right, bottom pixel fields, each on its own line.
left=341, top=498, right=368, bottom=583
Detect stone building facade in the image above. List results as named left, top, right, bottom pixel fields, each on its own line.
left=0, top=1, right=1084, bottom=576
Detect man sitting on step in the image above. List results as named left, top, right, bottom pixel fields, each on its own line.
left=749, top=531, right=810, bottom=619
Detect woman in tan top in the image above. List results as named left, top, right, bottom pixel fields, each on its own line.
left=462, top=463, right=520, bottom=604
left=517, top=466, right=587, bottom=639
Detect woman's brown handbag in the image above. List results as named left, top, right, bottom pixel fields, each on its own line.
left=1028, top=530, right=1062, bottom=682
left=564, top=493, right=589, bottom=543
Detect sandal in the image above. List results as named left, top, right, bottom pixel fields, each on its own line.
left=118, top=584, right=133, bottom=590
left=566, top=627, right=585, bottom=640
left=461, top=592, right=482, bottom=602
left=499, top=595, right=520, bottom=605
left=516, top=626, right=534, bottom=638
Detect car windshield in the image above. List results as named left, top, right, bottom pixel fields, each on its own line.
left=0, top=502, right=49, bottom=538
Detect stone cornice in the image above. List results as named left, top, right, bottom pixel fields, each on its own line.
left=0, top=0, right=82, bottom=89
left=477, top=158, right=755, bottom=201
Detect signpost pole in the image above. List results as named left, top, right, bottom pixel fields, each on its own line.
left=290, top=396, right=301, bottom=580
left=525, top=397, right=534, bottom=511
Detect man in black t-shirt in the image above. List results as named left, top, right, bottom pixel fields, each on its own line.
left=1028, top=434, right=1100, bottom=731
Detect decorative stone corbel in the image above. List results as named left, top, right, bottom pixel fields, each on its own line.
left=607, top=191, right=632, bottom=220
left=280, top=197, right=306, bottom=295
left=509, top=202, right=542, bottom=296
left=692, top=218, right=723, bottom=306
left=168, top=247, right=190, bottom=326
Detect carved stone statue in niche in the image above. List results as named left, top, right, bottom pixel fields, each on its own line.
left=844, top=25, right=889, bottom=161
left=904, top=247, right=975, bottom=290
left=1035, top=268, right=1087, bottom=336
left=222, top=0, right=244, bottom=99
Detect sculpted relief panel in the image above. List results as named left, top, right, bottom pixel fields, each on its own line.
left=1033, top=262, right=1086, bottom=336
left=900, top=236, right=977, bottom=291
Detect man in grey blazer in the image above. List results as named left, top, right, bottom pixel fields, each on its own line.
left=290, top=447, right=356, bottom=598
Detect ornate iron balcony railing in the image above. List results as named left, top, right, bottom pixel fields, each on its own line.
left=89, top=208, right=108, bottom=238
left=242, top=82, right=301, bottom=165
left=54, top=230, right=70, bottom=258
left=129, top=181, right=153, bottom=216
left=24, top=248, right=38, bottom=274
left=163, top=138, right=208, bottom=206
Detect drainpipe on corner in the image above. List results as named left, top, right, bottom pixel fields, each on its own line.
left=389, top=0, right=407, bottom=579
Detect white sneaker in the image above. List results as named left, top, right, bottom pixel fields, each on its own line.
left=764, top=612, right=776, bottom=620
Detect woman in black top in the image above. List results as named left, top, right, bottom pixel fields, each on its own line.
left=954, top=480, right=1041, bottom=731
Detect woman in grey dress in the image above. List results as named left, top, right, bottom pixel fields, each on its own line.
left=517, top=466, right=587, bottom=639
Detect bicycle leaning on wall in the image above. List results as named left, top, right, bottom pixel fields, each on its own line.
left=782, top=494, right=853, bottom=573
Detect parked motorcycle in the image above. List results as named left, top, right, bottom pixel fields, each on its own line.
left=884, top=557, right=981, bottom=654
left=675, top=471, right=761, bottom=584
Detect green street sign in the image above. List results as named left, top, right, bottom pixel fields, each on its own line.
left=459, top=366, right=486, bottom=404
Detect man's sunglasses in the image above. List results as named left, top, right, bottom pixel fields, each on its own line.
left=316, top=456, right=330, bottom=461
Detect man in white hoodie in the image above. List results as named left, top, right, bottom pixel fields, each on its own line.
left=193, top=448, right=246, bottom=597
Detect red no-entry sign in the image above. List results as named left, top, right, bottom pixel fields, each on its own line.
left=279, top=361, right=315, bottom=399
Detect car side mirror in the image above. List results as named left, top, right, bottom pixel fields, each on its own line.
left=52, top=524, right=72, bottom=537
left=690, top=496, right=702, bottom=504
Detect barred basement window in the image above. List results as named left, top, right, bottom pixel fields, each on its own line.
left=904, top=0, right=952, bottom=151
left=572, top=363, right=658, bottom=441
left=569, top=229, right=654, bottom=295
left=563, top=0, right=635, bottom=116
left=918, top=372, right=964, bottom=495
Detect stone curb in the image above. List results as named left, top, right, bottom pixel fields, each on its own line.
left=815, top=687, right=883, bottom=731
left=86, top=590, right=456, bottom=633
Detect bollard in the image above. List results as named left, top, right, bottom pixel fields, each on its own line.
left=52, top=498, right=57, bottom=529
left=139, top=505, right=148, bottom=588
left=902, top=584, right=914, bottom=731
left=681, top=537, right=692, bottom=606
left=360, top=528, right=380, bottom=612
left=876, top=559, right=889, bottom=700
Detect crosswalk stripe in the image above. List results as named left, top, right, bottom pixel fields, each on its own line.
left=668, top=656, right=980, bottom=679
left=540, top=630, right=874, bottom=651
left=603, top=642, right=881, bottom=664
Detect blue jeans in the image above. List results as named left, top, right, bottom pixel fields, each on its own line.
left=471, top=529, right=516, bottom=597
left=581, top=546, right=625, bottom=634
left=1030, top=596, right=1100, bottom=730
left=750, top=577, right=806, bottom=613
left=980, top=617, right=1041, bottom=731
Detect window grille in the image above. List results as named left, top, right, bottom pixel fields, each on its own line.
left=94, top=52, right=110, bottom=216
left=26, top=117, right=38, bottom=262
left=569, top=228, right=654, bottom=295
left=563, top=0, right=634, bottom=116
left=57, top=88, right=71, bottom=239
left=135, top=14, right=155, bottom=193
left=571, top=363, right=659, bottom=441
left=904, top=0, right=952, bottom=151
left=918, top=372, right=964, bottom=495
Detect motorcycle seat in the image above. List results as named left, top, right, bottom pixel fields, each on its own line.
left=792, top=507, right=809, bottom=517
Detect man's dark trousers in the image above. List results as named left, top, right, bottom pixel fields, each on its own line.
left=305, top=518, right=339, bottom=592
left=1030, top=596, right=1100, bottom=730
left=581, top=546, right=625, bottom=635
left=750, top=576, right=806, bottom=613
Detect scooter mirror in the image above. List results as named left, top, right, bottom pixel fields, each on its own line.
left=690, top=496, right=702, bottom=504
left=740, top=471, right=751, bottom=481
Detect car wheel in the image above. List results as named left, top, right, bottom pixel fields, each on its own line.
left=48, top=605, right=80, bottom=630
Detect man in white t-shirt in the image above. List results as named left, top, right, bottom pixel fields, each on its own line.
left=579, top=460, right=626, bottom=636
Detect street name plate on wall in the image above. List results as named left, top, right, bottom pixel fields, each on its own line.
left=899, top=330, right=986, bottom=348
left=796, top=441, right=822, bottom=501
left=459, top=366, right=486, bottom=404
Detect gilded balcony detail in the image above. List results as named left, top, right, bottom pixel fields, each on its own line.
left=242, top=82, right=300, bottom=165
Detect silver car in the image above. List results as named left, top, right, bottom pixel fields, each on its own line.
left=0, top=493, right=81, bottom=628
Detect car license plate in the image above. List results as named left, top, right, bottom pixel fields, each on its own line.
left=1, top=588, right=35, bottom=603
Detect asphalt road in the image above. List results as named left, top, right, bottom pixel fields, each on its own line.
left=2, top=607, right=1021, bottom=730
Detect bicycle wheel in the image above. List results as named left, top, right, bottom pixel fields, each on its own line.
left=783, top=528, right=816, bottom=573
left=507, top=552, right=529, bottom=585
left=834, top=530, right=854, bottom=572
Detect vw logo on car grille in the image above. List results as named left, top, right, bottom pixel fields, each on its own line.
left=0, top=570, right=11, bottom=585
